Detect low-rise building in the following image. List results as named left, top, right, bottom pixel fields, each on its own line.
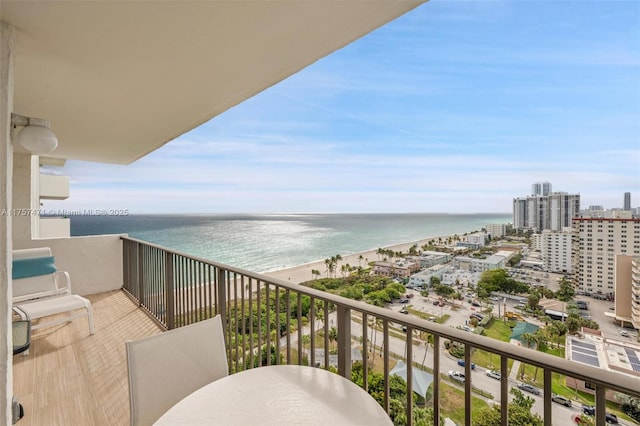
left=565, top=329, right=640, bottom=401
left=406, top=251, right=451, bottom=269
left=441, top=269, right=481, bottom=288
left=454, top=253, right=507, bottom=273
left=373, top=260, right=419, bottom=279
left=408, top=264, right=450, bottom=288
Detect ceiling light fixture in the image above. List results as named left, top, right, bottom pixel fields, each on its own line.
left=11, top=113, right=58, bottom=154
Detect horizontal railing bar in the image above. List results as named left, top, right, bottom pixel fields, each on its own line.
left=120, top=236, right=640, bottom=398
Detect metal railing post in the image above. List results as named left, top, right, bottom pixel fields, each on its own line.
left=137, top=242, right=144, bottom=306
left=337, top=305, right=351, bottom=378
left=216, top=268, right=227, bottom=324
left=165, top=251, right=175, bottom=329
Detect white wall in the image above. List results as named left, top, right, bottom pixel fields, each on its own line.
left=15, top=234, right=125, bottom=295
left=1, top=22, right=15, bottom=425
left=11, top=153, right=39, bottom=248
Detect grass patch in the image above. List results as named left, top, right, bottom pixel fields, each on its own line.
left=483, top=319, right=515, bottom=342
left=470, top=318, right=516, bottom=370
left=439, top=382, right=492, bottom=425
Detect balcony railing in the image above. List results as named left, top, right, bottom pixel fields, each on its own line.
left=121, top=236, right=639, bottom=426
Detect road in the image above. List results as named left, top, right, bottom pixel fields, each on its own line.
left=278, top=288, right=637, bottom=425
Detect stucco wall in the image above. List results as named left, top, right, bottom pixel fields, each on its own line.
left=15, top=234, right=125, bottom=296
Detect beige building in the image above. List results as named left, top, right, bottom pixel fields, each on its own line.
left=572, top=218, right=640, bottom=296
left=613, top=255, right=640, bottom=330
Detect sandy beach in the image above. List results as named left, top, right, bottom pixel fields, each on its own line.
left=264, top=235, right=458, bottom=285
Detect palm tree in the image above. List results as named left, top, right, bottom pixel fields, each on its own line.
left=311, top=269, right=320, bottom=280
left=328, top=326, right=338, bottom=351
left=519, top=332, right=538, bottom=380
left=302, top=334, right=311, bottom=358
left=420, top=333, right=434, bottom=369
left=340, top=264, right=349, bottom=278
left=358, top=255, right=364, bottom=267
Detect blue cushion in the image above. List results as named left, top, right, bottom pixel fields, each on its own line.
left=12, top=256, right=57, bottom=279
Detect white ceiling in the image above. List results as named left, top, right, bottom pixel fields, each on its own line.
left=2, top=1, right=425, bottom=164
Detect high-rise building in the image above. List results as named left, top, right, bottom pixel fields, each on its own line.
left=513, top=198, right=528, bottom=230
left=572, top=218, right=640, bottom=296
left=532, top=181, right=552, bottom=196
left=513, top=191, right=580, bottom=232
left=613, top=255, right=639, bottom=330
left=486, top=223, right=507, bottom=239
left=624, top=192, right=631, bottom=211
left=541, top=228, right=572, bottom=273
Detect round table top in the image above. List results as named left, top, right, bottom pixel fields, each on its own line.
left=154, top=364, right=393, bottom=426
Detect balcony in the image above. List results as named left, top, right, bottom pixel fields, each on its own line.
left=37, top=217, right=71, bottom=239
left=13, top=237, right=640, bottom=426
left=38, top=174, right=69, bottom=200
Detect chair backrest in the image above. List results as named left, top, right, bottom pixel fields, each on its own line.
left=12, top=247, right=68, bottom=301
left=126, top=315, right=228, bottom=426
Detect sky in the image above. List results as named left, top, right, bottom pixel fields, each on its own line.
left=42, top=0, right=640, bottom=215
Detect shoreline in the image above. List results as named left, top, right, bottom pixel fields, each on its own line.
left=264, top=234, right=462, bottom=284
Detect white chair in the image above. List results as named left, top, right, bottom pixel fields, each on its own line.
left=12, top=247, right=95, bottom=337
left=126, top=315, right=228, bottom=426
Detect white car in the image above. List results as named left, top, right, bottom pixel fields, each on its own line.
left=448, top=370, right=465, bottom=383
left=619, top=329, right=629, bottom=337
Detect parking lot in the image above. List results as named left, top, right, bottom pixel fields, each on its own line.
left=396, top=282, right=638, bottom=343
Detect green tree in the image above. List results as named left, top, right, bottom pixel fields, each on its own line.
left=434, top=284, right=455, bottom=299
left=328, top=326, right=338, bottom=351
left=474, top=388, right=542, bottom=426
left=527, top=290, right=541, bottom=311
left=565, top=316, right=580, bottom=334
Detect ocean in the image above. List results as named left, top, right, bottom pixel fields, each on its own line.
left=71, top=213, right=512, bottom=273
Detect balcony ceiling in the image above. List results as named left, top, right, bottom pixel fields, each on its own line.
left=2, top=0, right=425, bottom=164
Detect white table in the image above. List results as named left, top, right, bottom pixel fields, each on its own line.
left=154, top=365, right=393, bottom=425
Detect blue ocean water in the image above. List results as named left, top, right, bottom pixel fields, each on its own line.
left=71, top=213, right=511, bottom=273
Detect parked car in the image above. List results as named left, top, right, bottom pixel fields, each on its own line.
left=517, top=383, right=541, bottom=395
left=399, top=299, right=409, bottom=304
left=457, top=359, right=475, bottom=370
left=427, top=316, right=437, bottom=322
left=448, top=370, right=465, bottom=383
left=432, top=300, right=440, bottom=305
left=551, top=394, right=572, bottom=407
left=619, top=329, right=629, bottom=337
left=470, top=313, right=484, bottom=321
left=581, top=406, right=618, bottom=424
left=461, top=325, right=474, bottom=332
left=486, top=370, right=501, bottom=380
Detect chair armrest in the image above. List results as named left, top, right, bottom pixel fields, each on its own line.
left=54, top=270, right=72, bottom=294
left=12, top=288, right=69, bottom=303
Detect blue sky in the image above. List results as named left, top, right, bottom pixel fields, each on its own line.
left=43, top=0, right=640, bottom=214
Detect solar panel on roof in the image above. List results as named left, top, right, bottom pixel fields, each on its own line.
left=572, top=340, right=597, bottom=350
left=625, top=348, right=640, bottom=372
left=572, top=352, right=600, bottom=367
left=573, top=347, right=598, bottom=357
left=625, top=348, right=639, bottom=361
